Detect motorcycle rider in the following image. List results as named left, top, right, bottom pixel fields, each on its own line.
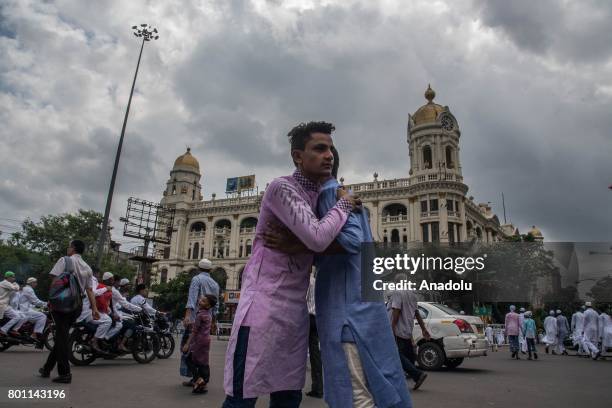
left=0, top=272, right=26, bottom=337
left=130, top=284, right=159, bottom=318
left=104, top=272, right=142, bottom=352
left=18, top=277, right=47, bottom=341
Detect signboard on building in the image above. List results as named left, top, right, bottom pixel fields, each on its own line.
left=224, top=290, right=241, bottom=304
left=226, top=175, right=255, bottom=193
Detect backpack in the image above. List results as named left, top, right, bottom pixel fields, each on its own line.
left=48, top=256, right=83, bottom=313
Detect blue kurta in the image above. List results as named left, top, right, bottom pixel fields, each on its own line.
left=315, top=178, right=412, bottom=408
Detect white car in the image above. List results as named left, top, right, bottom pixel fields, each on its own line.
left=412, top=302, right=488, bottom=370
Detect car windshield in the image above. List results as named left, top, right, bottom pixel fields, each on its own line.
left=431, top=303, right=461, bottom=315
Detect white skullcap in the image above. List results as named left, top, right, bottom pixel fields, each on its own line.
left=102, top=272, right=114, bottom=281
left=549, top=310, right=555, bottom=315
left=585, top=301, right=592, bottom=307
left=198, top=258, right=212, bottom=270
left=519, top=307, right=525, bottom=312
left=26, top=277, right=37, bottom=284
left=556, top=309, right=562, bottom=314
left=119, top=278, right=130, bottom=286
left=525, top=311, right=532, bottom=317
left=510, top=305, right=516, bottom=311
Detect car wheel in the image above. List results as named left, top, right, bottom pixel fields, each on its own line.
left=444, top=357, right=464, bottom=369
left=417, top=342, right=445, bottom=371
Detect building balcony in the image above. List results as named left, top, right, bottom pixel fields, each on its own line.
left=214, top=227, right=231, bottom=236
left=188, top=231, right=206, bottom=239
left=381, top=214, right=409, bottom=224
left=239, top=227, right=256, bottom=234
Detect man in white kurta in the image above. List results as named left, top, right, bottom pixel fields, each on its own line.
left=19, top=278, right=47, bottom=339
left=582, top=302, right=600, bottom=359
left=571, top=306, right=586, bottom=355
left=518, top=308, right=527, bottom=353
left=542, top=310, right=558, bottom=354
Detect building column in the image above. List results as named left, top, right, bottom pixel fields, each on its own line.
left=459, top=198, right=468, bottom=241
left=205, top=218, right=215, bottom=258
left=229, top=215, right=240, bottom=258
left=409, top=197, right=417, bottom=241
left=439, top=193, right=449, bottom=243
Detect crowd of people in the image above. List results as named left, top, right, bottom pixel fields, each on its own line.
left=485, top=304, right=612, bottom=362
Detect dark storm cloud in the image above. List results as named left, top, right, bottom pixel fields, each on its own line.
left=1, top=0, right=611, bottom=245
left=475, top=0, right=612, bottom=63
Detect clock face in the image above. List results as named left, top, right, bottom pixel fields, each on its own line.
left=441, top=116, right=454, bottom=131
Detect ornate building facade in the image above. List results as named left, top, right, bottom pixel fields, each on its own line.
left=152, top=86, right=541, bottom=294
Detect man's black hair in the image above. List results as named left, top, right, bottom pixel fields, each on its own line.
left=136, top=283, right=146, bottom=292
left=287, top=122, right=335, bottom=166
left=331, top=145, right=340, bottom=178
left=70, top=239, right=85, bottom=254
left=204, top=294, right=218, bottom=309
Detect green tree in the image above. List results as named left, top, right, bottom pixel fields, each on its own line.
left=6, top=209, right=136, bottom=295
left=587, top=276, right=612, bottom=304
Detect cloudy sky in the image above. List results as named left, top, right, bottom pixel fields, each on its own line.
left=1, top=0, right=611, bottom=248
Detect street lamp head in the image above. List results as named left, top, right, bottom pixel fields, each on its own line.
left=132, top=24, right=159, bottom=41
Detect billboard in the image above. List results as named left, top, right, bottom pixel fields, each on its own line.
left=223, top=290, right=241, bottom=304
left=226, top=175, right=255, bottom=193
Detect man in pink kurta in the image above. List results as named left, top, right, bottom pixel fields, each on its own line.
left=223, top=122, right=356, bottom=407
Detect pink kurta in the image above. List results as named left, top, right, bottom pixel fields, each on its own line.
left=224, top=170, right=351, bottom=398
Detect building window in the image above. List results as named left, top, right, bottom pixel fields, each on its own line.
left=200, top=246, right=204, bottom=258
left=456, top=225, right=461, bottom=243
left=446, top=146, right=453, bottom=168
left=192, top=189, right=195, bottom=200
left=431, top=222, right=439, bottom=242
left=391, top=229, right=400, bottom=243
left=423, top=146, right=432, bottom=169
left=446, top=199, right=454, bottom=212
left=188, top=247, right=192, bottom=259
left=420, top=201, right=428, bottom=213
left=430, top=199, right=439, bottom=212
left=422, top=224, right=429, bottom=243
left=246, top=240, right=253, bottom=257
left=160, top=269, right=168, bottom=284
left=448, top=222, right=455, bottom=244
left=163, top=247, right=170, bottom=259
left=403, top=235, right=408, bottom=243
left=192, top=243, right=199, bottom=260
left=239, top=243, right=243, bottom=258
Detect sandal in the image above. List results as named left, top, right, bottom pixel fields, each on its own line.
left=192, top=378, right=208, bottom=394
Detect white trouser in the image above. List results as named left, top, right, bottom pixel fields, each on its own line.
left=105, top=321, right=123, bottom=340
left=25, top=310, right=47, bottom=334
left=78, top=309, right=112, bottom=339
left=556, top=337, right=566, bottom=353
left=519, top=334, right=527, bottom=352
left=342, top=342, right=376, bottom=408
left=582, top=331, right=600, bottom=357
left=572, top=332, right=585, bottom=354
left=1, top=307, right=27, bottom=333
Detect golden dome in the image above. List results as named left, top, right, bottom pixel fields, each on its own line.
left=413, top=84, right=444, bottom=125
left=528, top=225, right=543, bottom=237
left=173, top=147, right=200, bottom=170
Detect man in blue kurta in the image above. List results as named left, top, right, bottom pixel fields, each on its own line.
left=314, top=175, right=413, bottom=408
left=266, top=147, right=412, bottom=407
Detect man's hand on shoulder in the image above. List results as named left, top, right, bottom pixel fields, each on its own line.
left=336, top=187, right=362, bottom=211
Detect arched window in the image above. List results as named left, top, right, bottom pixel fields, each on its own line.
left=391, top=229, right=400, bottom=243
left=446, top=146, right=454, bottom=168
left=245, top=239, right=253, bottom=257
left=423, top=146, right=432, bottom=169
left=160, top=268, right=168, bottom=284
left=192, top=242, right=199, bottom=260
left=240, top=217, right=258, bottom=233
left=382, top=203, right=407, bottom=219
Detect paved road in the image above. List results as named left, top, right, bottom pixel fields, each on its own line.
left=0, top=338, right=610, bottom=408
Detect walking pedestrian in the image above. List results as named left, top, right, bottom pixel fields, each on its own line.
left=582, top=302, right=601, bottom=360
left=183, top=294, right=217, bottom=394
left=40, top=240, right=99, bottom=383
left=571, top=306, right=586, bottom=355
left=505, top=305, right=521, bottom=359
left=543, top=310, right=559, bottom=354
left=182, top=258, right=219, bottom=387
left=556, top=309, right=570, bottom=355
left=522, top=311, right=538, bottom=360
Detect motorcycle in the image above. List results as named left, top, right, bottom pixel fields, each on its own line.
left=69, top=311, right=159, bottom=365
left=153, top=313, right=175, bottom=359
left=0, top=308, right=55, bottom=352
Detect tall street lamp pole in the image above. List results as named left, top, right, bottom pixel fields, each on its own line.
left=95, top=24, right=159, bottom=270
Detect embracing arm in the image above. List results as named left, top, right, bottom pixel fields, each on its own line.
left=266, top=179, right=351, bottom=252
